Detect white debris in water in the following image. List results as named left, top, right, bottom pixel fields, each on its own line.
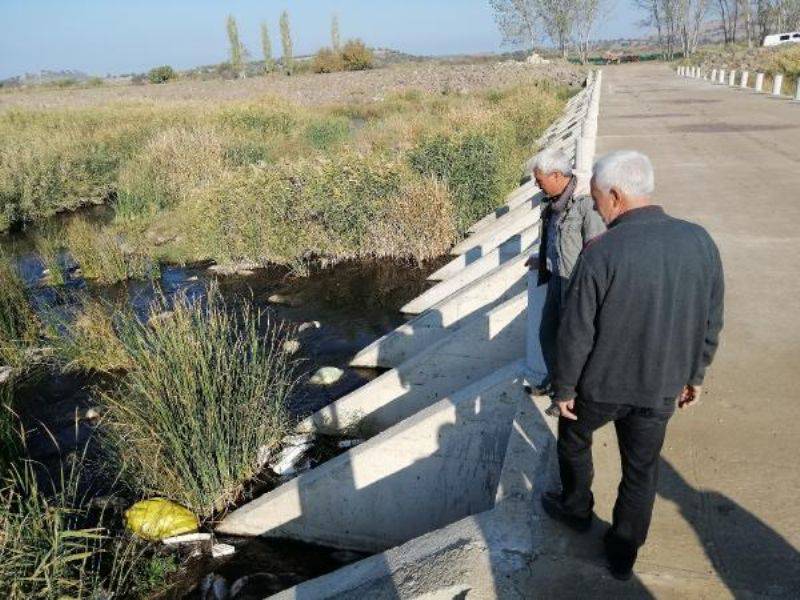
left=0, top=366, right=14, bottom=384
left=309, top=366, right=344, bottom=386
left=84, top=407, right=102, bottom=421
left=270, top=442, right=312, bottom=476
left=267, top=293, right=302, bottom=307
left=255, top=445, right=273, bottom=469
left=208, top=261, right=260, bottom=276
left=282, top=339, right=301, bottom=355
left=162, top=532, right=212, bottom=546
left=298, top=320, right=321, bottom=332
left=211, top=543, right=236, bottom=559
left=337, top=438, right=364, bottom=449
left=282, top=433, right=314, bottom=446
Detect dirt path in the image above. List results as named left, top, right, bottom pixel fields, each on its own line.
left=534, top=62, right=800, bottom=599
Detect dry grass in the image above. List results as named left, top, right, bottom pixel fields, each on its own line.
left=1, top=74, right=571, bottom=270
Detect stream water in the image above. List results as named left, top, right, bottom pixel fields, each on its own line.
left=2, top=209, right=447, bottom=598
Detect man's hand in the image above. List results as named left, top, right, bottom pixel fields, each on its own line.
left=558, top=398, right=578, bottom=420
left=678, top=384, right=702, bottom=410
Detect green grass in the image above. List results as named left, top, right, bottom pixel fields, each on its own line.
left=65, top=219, right=159, bottom=284
left=0, top=252, right=39, bottom=369
left=0, top=444, right=178, bottom=599
left=100, top=285, right=296, bottom=515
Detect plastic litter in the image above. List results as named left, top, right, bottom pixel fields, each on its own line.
left=124, top=498, right=199, bottom=542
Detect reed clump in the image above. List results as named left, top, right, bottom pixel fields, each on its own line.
left=100, top=286, right=295, bottom=515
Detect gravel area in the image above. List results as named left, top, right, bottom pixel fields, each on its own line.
left=0, top=60, right=585, bottom=111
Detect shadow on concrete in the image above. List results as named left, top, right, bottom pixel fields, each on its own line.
left=658, top=458, right=800, bottom=597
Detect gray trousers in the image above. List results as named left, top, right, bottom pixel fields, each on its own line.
left=539, top=275, right=569, bottom=380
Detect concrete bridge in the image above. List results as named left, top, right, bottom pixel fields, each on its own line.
left=218, top=63, right=800, bottom=598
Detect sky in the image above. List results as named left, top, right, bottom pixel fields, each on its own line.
left=0, top=1, right=649, bottom=80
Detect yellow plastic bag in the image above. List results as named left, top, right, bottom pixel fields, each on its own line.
left=124, top=498, right=199, bottom=541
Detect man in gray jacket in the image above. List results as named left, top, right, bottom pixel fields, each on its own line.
left=525, top=147, right=605, bottom=396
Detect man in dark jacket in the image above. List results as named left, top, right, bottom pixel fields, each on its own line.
left=541, top=150, right=725, bottom=580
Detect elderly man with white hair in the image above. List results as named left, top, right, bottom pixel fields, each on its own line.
left=541, top=150, right=725, bottom=581
left=524, top=147, right=605, bottom=398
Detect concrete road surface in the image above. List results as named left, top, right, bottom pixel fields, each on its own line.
left=528, top=63, right=800, bottom=599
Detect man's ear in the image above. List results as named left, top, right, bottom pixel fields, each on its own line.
left=609, top=186, right=623, bottom=208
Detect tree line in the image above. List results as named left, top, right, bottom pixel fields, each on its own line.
left=226, top=12, right=372, bottom=78
left=491, top=0, right=800, bottom=61
left=490, top=0, right=608, bottom=63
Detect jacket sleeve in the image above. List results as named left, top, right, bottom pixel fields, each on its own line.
left=581, top=198, right=606, bottom=243
left=689, top=244, right=725, bottom=385
left=552, top=256, right=602, bottom=401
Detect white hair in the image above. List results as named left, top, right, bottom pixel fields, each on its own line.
left=592, top=150, right=655, bottom=197
left=530, top=147, right=573, bottom=177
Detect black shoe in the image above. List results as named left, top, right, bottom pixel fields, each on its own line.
left=603, top=529, right=636, bottom=581
left=541, top=491, right=592, bottom=533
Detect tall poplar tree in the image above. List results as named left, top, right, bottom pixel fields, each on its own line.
left=261, top=21, right=274, bottom=73
left=280, top=11, right=294, bottom=75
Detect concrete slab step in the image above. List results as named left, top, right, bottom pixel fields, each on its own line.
left=217, top=362, right=529, bottom=552
left=465, top=184, right=541, bottom=236
left=350, top=253, right=534, bottom=369
left=301, top=291, right=527, bottom=436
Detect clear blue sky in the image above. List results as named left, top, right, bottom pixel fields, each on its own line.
left=0, top=1, right=647, bottom=79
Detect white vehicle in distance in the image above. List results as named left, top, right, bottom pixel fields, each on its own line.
left=763, top=31, right=800, bottom=46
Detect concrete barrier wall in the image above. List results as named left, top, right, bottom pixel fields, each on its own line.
left=217, top=73, right=603, bottom=594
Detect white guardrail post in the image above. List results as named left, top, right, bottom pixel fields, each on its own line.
left=772, top=74, right=784, bottom=96
left=755, top=72, right=765, bottom=92
left=718, top=69, right=726, bottom=84
left=711, top=68, right=717, bottom=82
left=741, top=71, right=749, bottom=88
left=794, top=78, right=800, bottom=102
left=728, top=70, right=736, bottom=86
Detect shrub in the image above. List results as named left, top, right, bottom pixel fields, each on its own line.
left=220, top=106, right=295, bottom=135
left=366, top=175, right=457, bottom=262
left=304, top=116, right=350, bottom=149
left=116, top=127, right=226, bottom=220
left=65, top=220, right=159, bottom=284
left=147, top=65, right=176, bottom=84
left=768, top=44, right=800, bottom=77
left=409, top=127, right=517, bottom=233
left=312, top=47, right=345, bottom=74
left=32, top=220, right=69, bottom=286
left=100, top=286, right=295, bottom=514
left=341, top=39, right=374, bottom=71
left=52, top=298, right=132, bottom=374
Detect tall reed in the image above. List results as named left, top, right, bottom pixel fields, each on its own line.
left=101, top=285, right=296, bottom=515
left=0, top=252, right=39, bottom=368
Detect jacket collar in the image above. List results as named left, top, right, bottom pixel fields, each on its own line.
left=608, top=205, right=665, bottom=229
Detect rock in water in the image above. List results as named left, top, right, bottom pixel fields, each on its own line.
left=309, top=366, right=344, bottom=386
left=298, top=320, right=322, bottom=332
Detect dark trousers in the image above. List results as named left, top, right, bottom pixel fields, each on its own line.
left=557, top=397, right=675, bottom=559
left=539, top=275, right=569, bottom=380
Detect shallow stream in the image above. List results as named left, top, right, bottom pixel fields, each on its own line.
left=2, top=209, right=446, bottom=598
